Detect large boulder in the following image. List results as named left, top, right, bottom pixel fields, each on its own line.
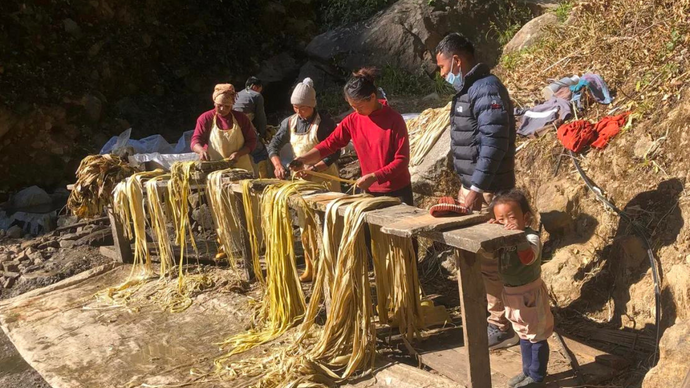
left=503, top=12, right=559, bottom=55
left=305, top=0, right=518, bottom=76
left=642, top=320, right=690, bottom=388
left=257, top=52, right=301, bottom=84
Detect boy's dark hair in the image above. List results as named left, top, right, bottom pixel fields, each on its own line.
left=245, top=76, right=262, bottom=89
left=436, top=33, right=475, bottom=59
left=488, top=189, right=533, bottom=216
left=343, top=67, right=378, bottom=101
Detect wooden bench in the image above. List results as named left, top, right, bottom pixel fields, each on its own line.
left=106, top=178, right=523, bottom=388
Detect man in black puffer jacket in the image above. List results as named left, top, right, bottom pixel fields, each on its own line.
left=436, top=33, right=518, bottom=350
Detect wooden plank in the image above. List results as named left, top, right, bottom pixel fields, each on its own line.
left=455, top=249, right=492, bottom=388
left=426, top=224, right=524, bottom=254
left=106, top=207, right=133, bottom=263
left=550, top=333, right=631, bottom=369
left=235, top=194, right=255, bottom=282
left=301, top=192, right=348, bottom=211
left=381, top=212, right=490, bottom=238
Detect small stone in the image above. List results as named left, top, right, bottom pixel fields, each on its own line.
left=3, top=261, right=20, bottom=272
left=0, top=252, right=11, bottom=263
left=62, top=18, right=82, bottom=36
left=33, top=258, right=43, bottom=266
left=21, top=240, right=37, bottom=250
left=38, top=240, right=60, bottom=250
left=21, top=265, right=40, bottom=275
left=2, top=277, right=16, bottom=289
left=3, top=271, right=20, bottom=280
left=7, top=225, right=23, bottom=239
left=60, top=240, right=76, bottom=249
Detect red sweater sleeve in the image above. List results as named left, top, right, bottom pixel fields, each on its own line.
left=315, top=116, right=352, bottom=158
left=234, top=111, right=257, bottom=152
left=373, top=115, right=410, bottom=183
left=190, top=112, right=212, bottom=149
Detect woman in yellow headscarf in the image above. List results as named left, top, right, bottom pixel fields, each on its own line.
left=191, top=83, right=257, bottom=172
left=191, top=84, right=258, bottom=260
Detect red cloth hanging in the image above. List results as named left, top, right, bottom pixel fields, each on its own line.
left=557, top=120, right=597, bottom=153
left=591, top=112, right=631, bottom=149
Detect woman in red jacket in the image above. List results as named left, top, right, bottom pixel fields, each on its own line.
left=290, top=68, right=413, bottom=205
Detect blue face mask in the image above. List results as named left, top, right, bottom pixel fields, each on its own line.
left=444, top=58, right=463, bottom=91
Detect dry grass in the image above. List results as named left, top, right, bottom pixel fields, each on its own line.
left=497, top=0, right=690, bottom=121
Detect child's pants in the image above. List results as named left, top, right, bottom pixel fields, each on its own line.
left=520, top=339, right=549, bottom=382
left=502, top=278, right=554, bottom=342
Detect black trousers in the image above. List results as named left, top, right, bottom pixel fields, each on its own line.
left=370, top=184, right=414, bottom=206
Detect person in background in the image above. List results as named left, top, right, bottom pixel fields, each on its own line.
left=234, top=76, right=270, bottom=177
left=268, top=77, right=341, bottom=193
left=289, top=68, right=412, bottom=206
left=488, top=190, right=553, bottom=388
left=436, top=33, right=518, bottom=349
left=268, top=77, right=341, bottom=282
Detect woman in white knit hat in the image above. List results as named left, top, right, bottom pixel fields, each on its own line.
left=190, top=83, right=257, bottom=172
left=267, top=77, right=341, bottom=282
left=267, top=77, right=341, bottom=192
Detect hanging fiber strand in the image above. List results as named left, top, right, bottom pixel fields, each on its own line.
left=370, top=226, right=424, bottom=342
left=207, top=169, right=253, bottom=268
left=218, top=195, right=407, bottom=388
left=216, top=180, right=326, bottom=360
left=145, top=174, right=175, bottom=277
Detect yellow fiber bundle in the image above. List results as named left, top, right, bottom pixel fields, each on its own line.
left=241, top=179, right=265, bottom=284
left=207, top=169, right=251, bottom=267
left=145, top=174, right=175, bottom=277
left=218, top=195, right=407, bottom=388
left=168, top=161, right=199, bottom=268
left=99, top=170, right=165, bottom=305
left=217, top=180, right=325, bottom=359
left=407, top=102, right=451, bottom=167
left=370, top=226, right=424, bottom=342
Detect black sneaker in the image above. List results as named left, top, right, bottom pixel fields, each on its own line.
left=488, top=324, right=519, bottom=350
left=507, top=372, right=528, bottom=388
left=515, top=376, right=546, bottom=387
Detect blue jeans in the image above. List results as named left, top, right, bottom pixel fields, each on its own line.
left=520, top=339, right=549, bottom=382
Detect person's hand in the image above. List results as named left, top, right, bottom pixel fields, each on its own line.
left=288, top=158, right=305, bottom=171
left=196, top=150, right=210, bottom=161
left=355, top=173, right=378, bottom=191
left=227, top=152, right=239, bottom=162
left=296, top=164, right=320, bottom=179
left=504, top=223, right=518, bottom=230
left=460, top=189, right=483, bottom=211
left=488, top=218, right=500, bottom=224
left=274, top=165, right=287, bottom=180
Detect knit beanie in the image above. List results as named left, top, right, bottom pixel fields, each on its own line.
left=290, top=78, right=317, bottom=107
left=213, top=83, right=236, bottom=105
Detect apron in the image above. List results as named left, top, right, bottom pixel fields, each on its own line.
left=208, top=113, right=254, bottom=173
left=289, top=113, right=341, bottom=192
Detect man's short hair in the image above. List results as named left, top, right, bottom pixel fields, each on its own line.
left=436, top=33, right=475, bottom=59
left=245, top=76, right=262, bottom=89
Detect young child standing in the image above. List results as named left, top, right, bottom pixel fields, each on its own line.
left=488, top=190, right=554, bottom=388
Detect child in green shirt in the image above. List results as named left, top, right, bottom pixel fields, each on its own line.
left=489, top=190, right=554, bottom=388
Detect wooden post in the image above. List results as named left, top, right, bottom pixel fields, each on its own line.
left=455, top=249, right=491, bottom=388
left=235, top=195, right=255, bottom=282
left=107, top=207, right=133, bottom=263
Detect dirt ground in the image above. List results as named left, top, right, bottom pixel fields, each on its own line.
left=0, top=242, right=111, bottom=388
